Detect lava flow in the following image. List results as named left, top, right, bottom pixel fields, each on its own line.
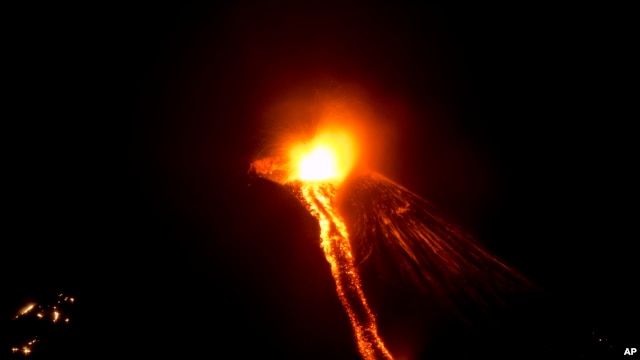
left=249, top=121, right=533, bottom=359
left=252, top=131, right=393, bottom=360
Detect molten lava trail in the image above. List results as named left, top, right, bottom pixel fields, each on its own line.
left=292, top=181, right=393, bottom=360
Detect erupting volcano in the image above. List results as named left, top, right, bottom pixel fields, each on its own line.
left=249, top=96, right=532, bottom=360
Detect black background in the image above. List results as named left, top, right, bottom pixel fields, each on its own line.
left=3, top=2, right=636, bottom=359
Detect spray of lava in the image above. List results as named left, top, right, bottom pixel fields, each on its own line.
left=338, top=172, right=533, bottom=314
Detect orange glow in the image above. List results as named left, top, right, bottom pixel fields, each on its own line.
left=289, top=131, right=356, bottom=182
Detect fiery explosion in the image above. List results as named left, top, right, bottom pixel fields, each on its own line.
left=289, top=131, right=356, bottom=182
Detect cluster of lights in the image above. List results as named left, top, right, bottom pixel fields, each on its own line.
left=14, top=294, right=74, bottom=323
left=9, top=293, right=75, bottom=356
left=10, top=339, right=37, bottom=356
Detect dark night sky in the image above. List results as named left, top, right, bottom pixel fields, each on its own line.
left=3, top=2, right=637, bottom=359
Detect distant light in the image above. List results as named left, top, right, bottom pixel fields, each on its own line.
left=17, top=303, right=36, bottom=318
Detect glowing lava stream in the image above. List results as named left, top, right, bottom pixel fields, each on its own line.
left=284, top=131, right=392, bottom=359
left=298, top=181, right=393, bottom=360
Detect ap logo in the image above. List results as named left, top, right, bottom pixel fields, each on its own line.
left=624, top=348, right=637, bottom=356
